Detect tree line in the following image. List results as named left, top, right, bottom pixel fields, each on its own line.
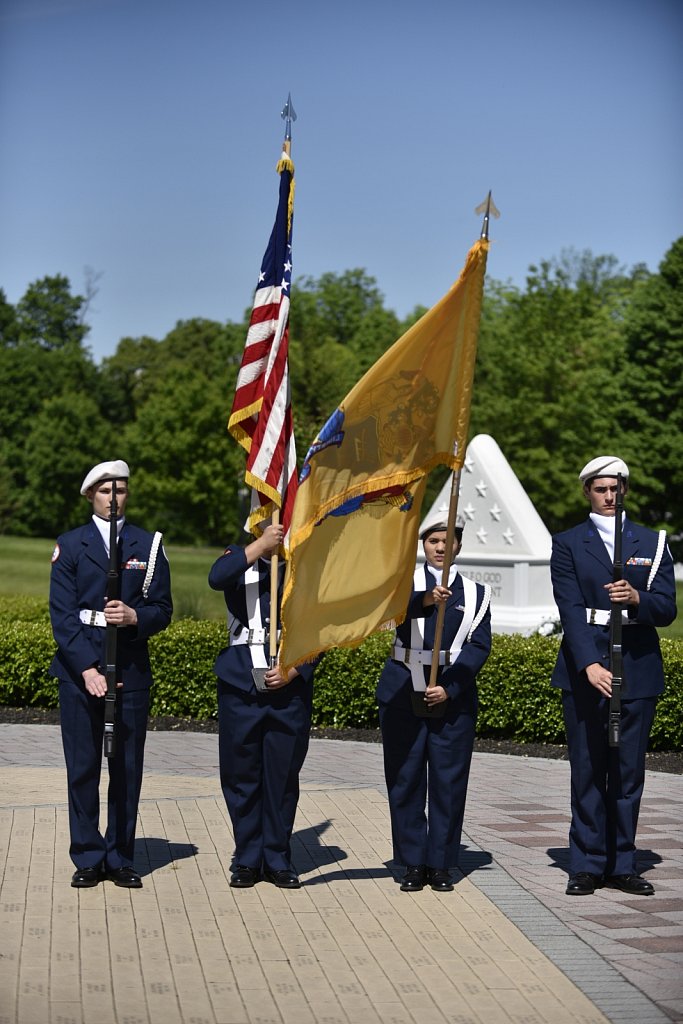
left=1, top=238, right=681, bottom=555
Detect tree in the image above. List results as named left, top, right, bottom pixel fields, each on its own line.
left=16, top=274, right=89, bottom=350
left=19, top=392, right=110, bottom=536
left=3, top=245, right=679, bottom=548
left=121, top=362, right=244, bottom=545
left=0, top=289, right=20, bottom=347
left=470, top=252, right=641, bottom=533
left=289, top=270, right=402, bottom=449
left=0, top=277, right=101, bottom=534
left=616, top=237, right=683, bottom=552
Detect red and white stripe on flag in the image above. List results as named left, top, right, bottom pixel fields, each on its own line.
left=228, top=160, right=298, bottom=543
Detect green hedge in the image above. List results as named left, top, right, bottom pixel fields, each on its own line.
left=1, top=601, right=681, bottom=750
left=0, top=595, right=50, bottom=624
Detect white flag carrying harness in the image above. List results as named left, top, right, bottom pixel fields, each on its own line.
left=227, top=563, right=281, bottom=670
left=392, top=565, right=491, bottom=692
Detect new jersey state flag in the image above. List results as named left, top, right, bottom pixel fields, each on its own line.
left=279, top=238, right=489, bottom=670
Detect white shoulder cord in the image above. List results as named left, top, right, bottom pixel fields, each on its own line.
left=467, top=583, right=492, bottom=641
left=646, top=530, right=667, bottom=592
left=142, top=532, right=163, bottom=599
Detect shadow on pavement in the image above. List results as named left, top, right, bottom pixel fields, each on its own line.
left=135, top=837, right=198, bottom=875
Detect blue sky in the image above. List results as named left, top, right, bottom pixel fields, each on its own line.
left=1, top=0, right=681, bottom=363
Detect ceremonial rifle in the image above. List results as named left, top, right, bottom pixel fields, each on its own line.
left=103, top=479, right=120, bottom=758
left=608, top=474, right=624, bottom=748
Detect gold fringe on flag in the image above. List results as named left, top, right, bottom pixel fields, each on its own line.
left=276, top=153, right=295, bottom=235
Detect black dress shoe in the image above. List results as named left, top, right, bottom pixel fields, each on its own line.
left=71, top=866, right=103, bottom=888
left=230, top=865, right=260, bottom=888
left=428, top=868, right=454, bottom=892
left=265, top=869, right=301, bottom=889
left=565, top=872, right=602, bottom=896
left=400, top=865, right=427, bottom=892
left=608, top=874, right=654, bottom=896
left=106, top=867, right=142, bottom=888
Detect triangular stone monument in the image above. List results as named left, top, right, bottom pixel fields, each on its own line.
left=419, top=433, right=558, bottom=633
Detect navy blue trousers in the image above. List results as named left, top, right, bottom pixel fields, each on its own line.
left=218, top=679, right=312, bottom=872
left=379, top=696, right=477, bottom=870
left=562, top=688, right=656, bottom=876
left=59, top=680, right=149, bottom=870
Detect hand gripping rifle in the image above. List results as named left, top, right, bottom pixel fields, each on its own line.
left=608, top=474, right=624, bottom=748
left=103, top=480, right=120, bottom=758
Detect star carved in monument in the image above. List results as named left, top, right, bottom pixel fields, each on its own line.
left=462, top=503, right=476, bottom=521
left=476, top=526, right=488, bottom=544
left=475, top=480, right=488, bottom=498
left=464, top=454, right=475, bottom=474
left=503, top=527, right=515, bottom=545
left=489, top=503, right=502, bottom=522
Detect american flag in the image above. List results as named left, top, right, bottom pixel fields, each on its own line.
left=228, top=156, right=298, bottom=543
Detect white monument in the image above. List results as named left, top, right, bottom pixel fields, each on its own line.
left=419, top=434, right=558, bottom=634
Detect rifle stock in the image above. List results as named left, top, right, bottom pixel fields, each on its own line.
left=103, top=480, right=120, bottom=758
left=608, top=474, right=624, bottom=748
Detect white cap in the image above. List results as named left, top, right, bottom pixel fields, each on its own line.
left=579, top=455, right=629, bottom=484
left=80, top=460, right=130, bottom=495
left=419, top=503, right=465, bottom=540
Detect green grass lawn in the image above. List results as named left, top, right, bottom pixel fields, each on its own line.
left=0, top=534, right=227, bottom=622
left=1, top=534, right=682, bottom=637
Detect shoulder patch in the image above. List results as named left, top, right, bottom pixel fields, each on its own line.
left=51, top=544, right=60, bottom=564
left=223, top=547, right=232, bottom=556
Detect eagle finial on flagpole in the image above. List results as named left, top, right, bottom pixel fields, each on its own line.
left=475, top=191, right=500, bottom=240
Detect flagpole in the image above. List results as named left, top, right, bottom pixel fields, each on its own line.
left=426, top=465, right=462, bottom=694
left=268, top=508, right=280, bottom=664
left=269, top=93, right=296, bottom=670
left=425, top=194, right=495, bottom=701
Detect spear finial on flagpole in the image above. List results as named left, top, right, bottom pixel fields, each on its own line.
left=475, top=190, right=500, bottom=240
left=281, top=92, right=297, bottom=156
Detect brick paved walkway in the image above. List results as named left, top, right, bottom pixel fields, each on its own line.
left=0, top=726, right=681, bottom=1024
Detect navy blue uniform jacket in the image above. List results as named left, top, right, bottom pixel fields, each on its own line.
left=209, top=546, right=317, bottom=691
left=50, top=521, right=173, bottom=690
left=550, top=517, right=676, bottom=699
left=377, top=568, right=491, bottom=706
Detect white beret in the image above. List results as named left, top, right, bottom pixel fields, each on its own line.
left=80, top=460, right=130, bottom=495
left=579, top=455, right=629, bottom=484
left=420, top=503, right=465, bottom=539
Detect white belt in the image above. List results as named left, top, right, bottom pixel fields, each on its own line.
left=230, top=627, right=281, bottom=646
left=391, top=646, right=452, bottom=666
left=586, top=608, right=635, bottom=626
left=79, top=609, right=107, bottom=628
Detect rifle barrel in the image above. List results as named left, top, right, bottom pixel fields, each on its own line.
left=103, top=479, right=120, bottom=759
left=608, top=474, right=624, bottom=748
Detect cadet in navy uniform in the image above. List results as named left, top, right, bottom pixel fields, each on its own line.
left=209, top=522, right=316, bottom=889
left=551, top=456, right=677, bottom=896
left=49, top=460, right=172, bottom=888
left=377, top=511, right=492, bottom=893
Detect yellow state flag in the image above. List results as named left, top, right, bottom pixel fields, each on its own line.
left=280, top=238, right=489, bottom=670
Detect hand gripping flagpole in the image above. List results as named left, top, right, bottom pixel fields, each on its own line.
left=419, top=463, right=463, bottom=717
